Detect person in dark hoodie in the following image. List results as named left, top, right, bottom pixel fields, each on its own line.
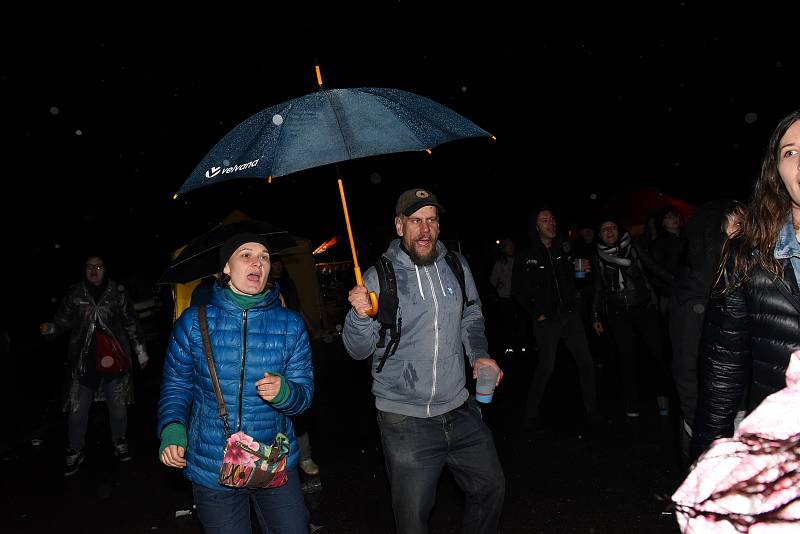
left=511, top=206, right=599, bottom=428
left=669, top=199, right=744, bottom=462
left=343, top=188, right=505, bottom=534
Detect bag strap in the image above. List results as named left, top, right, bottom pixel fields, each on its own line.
left=374, top=255, right=401, bottom=373
left=444, top=251, right=474, bottom=309
left=198, top=305, right=231, bottom=438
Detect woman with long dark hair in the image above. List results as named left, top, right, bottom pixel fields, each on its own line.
left=692, top=109, right=800, bottom=460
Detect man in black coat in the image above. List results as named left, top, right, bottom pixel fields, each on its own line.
left=512, top=207, right=598, bottom=427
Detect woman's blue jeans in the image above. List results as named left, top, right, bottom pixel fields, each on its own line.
left=378, top=398, right=505, bottom=534
left=192, top=468, right=308, bottom=534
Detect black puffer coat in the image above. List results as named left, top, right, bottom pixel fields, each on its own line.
left=691, top=258, right=800, bottom=459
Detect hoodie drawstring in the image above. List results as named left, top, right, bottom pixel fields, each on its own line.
left=433, top=262, right=447, bottom=297
left=414, top=264, right=425, bottom=300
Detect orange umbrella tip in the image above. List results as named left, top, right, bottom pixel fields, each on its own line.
left=315, top=65, right=323, bottom=87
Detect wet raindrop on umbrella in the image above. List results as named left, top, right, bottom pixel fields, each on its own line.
left=272, top=114, right=283, bottom=126
left=223, top=159, right=230, bottom=166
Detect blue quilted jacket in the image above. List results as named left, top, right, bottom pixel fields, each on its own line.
left=157, top=283, right=314, bottom=491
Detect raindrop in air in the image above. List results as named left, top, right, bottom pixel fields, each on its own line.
left=54, top=243, right=61, bottom=249
left=51, top=297, right=57, bottom=304
left=272, top=114, right=284, bottom=126
left=49, top=106, right=60, bottom=115
left=589, top=193, right=597, bottom=200
left=461, top=86, right=468, bottom=92
left=75, top=129, right=82, bottom=136
left=744, top=112, right=758, bottom=124
left=369, top=172, right=382, bottom=185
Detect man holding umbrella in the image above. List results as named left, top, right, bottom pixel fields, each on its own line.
left=343, top=188, right=505, bottom=534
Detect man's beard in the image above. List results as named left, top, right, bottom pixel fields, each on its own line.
left=407, top=239, right=437, bottom=266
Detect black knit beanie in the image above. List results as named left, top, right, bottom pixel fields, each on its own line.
left=219, top=232, right=271, bottom=271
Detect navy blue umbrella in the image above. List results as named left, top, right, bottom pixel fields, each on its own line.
left=176, top=77, right=492, bottom=315
left=176, top=87, right=492, bottom=195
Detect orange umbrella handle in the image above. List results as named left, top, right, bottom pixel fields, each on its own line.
left=338, top=179, right=379, bottom=317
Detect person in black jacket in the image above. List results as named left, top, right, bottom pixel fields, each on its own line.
left=512, top=207, right=598, bottom=427
left=692, top=109, right=800, bottom=460
left=591, top=218, right=674, bottom=418
left=669, top=199, right=743, bottom=461
left=40, top=256, right=149, bottom=476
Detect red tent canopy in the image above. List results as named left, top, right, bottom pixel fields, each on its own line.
left=604, top=187, right=695, bottom=227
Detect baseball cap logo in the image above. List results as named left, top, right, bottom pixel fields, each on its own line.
left=416, top=190, right=430, bottom=198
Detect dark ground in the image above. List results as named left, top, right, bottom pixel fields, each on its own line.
left=1, top=300, right=685, bottom=534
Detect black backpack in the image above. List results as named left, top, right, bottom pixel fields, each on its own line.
left=373, top=251, right=475, bottom=373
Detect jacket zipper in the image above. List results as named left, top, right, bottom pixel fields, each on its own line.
left=547, top=249, right=563, bottom=310
left=424, top=266, right=440, bottom=417
left=237, top=309, right=248, bottom=432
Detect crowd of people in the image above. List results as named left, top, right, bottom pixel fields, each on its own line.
left=38, top=108, right=800, bottom=532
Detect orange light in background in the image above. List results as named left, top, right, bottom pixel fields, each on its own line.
left=267, top=176, right=272, bottom=184
left=313, top=236, right=339, bottom=255
left=491, top=135, right=497, bottom=141
left=172, top=193, right=178, bottom=200
left=495, top=239, right=500, bottom=245
left=425, top=148, right=432, bottom=155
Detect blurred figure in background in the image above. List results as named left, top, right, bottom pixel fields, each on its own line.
left=512, top=207, right=599, bottom=428
left=269, top=254, right=320, bottom=479
left=40, top=255, right=149, bottom=476
left=591, top=217, right=673, bottom=418
left=489, top=238, right=528, bottom=357
left=669, top=199, right=744, bottom=463
left=650, top=206, right=689, bottom=317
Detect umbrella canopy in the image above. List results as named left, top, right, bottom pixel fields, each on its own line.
left=176, top=87, right=491, bottom=194
left=159, top=219, right=296, bottom=285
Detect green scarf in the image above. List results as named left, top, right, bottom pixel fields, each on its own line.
left=226, top=288, right=269, bottom=310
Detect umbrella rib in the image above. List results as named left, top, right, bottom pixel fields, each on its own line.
left=360, top=88, right=434, bottom=148
left=270, top=100, right=296, bottom=179
left=322, top=90, right=355, bottom=161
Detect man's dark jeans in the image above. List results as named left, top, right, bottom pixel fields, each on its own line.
left=377, top=398, right=505, bottom=534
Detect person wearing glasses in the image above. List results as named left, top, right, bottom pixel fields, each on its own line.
left=40, top=255, right=149, bottom=476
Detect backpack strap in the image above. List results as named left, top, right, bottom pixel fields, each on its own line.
left=444, top=251, right=475, bottom=309
left=374, top=255, right=401, bottom=373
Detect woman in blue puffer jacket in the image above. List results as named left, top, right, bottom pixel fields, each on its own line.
left=158, top=232, right=313, bottom=534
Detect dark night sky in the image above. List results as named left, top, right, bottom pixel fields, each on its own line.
left=3, top=9, right=798, bottom=326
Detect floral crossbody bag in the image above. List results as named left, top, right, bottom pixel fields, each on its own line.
left=198, top=306, right=289, bottom=489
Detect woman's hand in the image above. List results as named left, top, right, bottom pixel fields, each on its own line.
left=255, top=372, right=282, bottom=402
left=160, top=445, right=186, bottom=468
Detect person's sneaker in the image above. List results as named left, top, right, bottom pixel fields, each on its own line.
left=625, top=402, right=640, bottom=418
left=114, top=439, right=132, bottom=462
left=64, top=448, right=84, bottom=477
left=299, top=459, right=320, bottom=476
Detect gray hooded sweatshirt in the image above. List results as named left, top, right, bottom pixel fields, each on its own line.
left=343, top=239, right=489, bottom=418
